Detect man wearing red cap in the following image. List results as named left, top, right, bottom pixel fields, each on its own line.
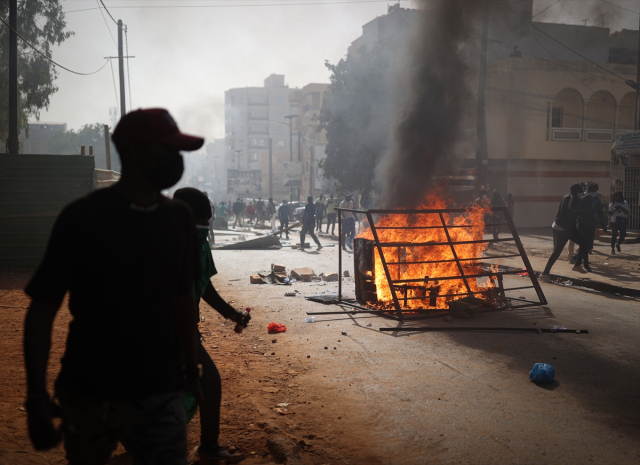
left=23, top=109, right=204, bottom=464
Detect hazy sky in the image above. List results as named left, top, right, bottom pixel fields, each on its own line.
left=37, top=0, right=640, bottom=145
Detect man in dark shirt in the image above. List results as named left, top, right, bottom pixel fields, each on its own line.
left=278, top=200, right=290, bottom=239
left=23, top=109, right=204, bottom=464
left=300, top=195, right=323, bottom=251
left=539, top=183, right=590, bottom=282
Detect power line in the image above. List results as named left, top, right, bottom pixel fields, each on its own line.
left=125, top=25, right=132, bottom=110
left=96, top=0, right=117, bottom=48
left=63, top=0, right=398, bottom=13
left=599, top=0, right=639, bottom=14
left=0, top=16, right=109, bottom=75
left=99, top=0, right=118, bottom=24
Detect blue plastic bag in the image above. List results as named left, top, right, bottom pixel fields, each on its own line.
left=529, top=363, right=555, bottom=383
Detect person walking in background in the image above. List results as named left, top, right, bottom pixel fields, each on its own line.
left=256, top=198, right=265, bottom=224
left=315, top=194, right=326, bottom=232
left=300, top=196, right=322, bottom=251
left=507, top=193, right=514, bottom=219
left=246, top=201, right=256, bottom=225
left=609, top=191, right=629, bottom=255
left=325, top=194, right=336, bottom=235
left=340, top=193, right=356, bottom=251
left=267, top=197, right=277, bottom=233
left=539, top=183, right=590, bottom=282
left=577, top=183, right=607, bottom=267
left=278, top=200, right=290, bottom=239
left=217, top=200, right=227, bottom=220
left=490, top=189, right=506, bottom=240
left=232, top=198, right=243, bottom=228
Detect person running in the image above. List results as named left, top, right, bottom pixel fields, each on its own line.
left=325, top=194, right=336, bottom=235
left=173, top=188, right=249, bottom=464
left=278, top=200, right=290, bottom=239
left=300, top=196, right=322, bottom=251
left=23, top=108, right=203, bottom=464
left=232, top=198, right=243, bottom=228
left=609, top=191, right=629, bottom=255
left=539, top=183, right=590, bottom=282
left=315, top=194, right=326, bottom=232
left=340, top=193, right=356, bottom=251
left=577, top=183, right=607, bottom=267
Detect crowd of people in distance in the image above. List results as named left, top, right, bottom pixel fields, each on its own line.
left=539, top=182, right=629, bottom=282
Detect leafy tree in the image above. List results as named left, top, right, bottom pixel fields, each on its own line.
left=48, top=123, right=119, bottom=171
left=317, top=42, right=395, bottom=203
left=0, top=0, right=73, bottom=151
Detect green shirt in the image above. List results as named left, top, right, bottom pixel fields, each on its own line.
left=192, top=228, right=217, bottom=301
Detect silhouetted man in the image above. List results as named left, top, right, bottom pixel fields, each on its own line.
left=539, top=183, right=590, bottom=281
left=300, top=196, right=322, bottom=251
left=23, top=109, right=203, bottom=464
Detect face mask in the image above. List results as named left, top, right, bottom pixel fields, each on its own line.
left=146, top=153, right=184, bottom=190
left=589, top=192, right=597, bottom=197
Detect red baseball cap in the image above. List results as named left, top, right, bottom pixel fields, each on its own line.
left=112, top=108, right=204, bottom=151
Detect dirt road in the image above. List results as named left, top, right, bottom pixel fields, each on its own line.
left=1, top=239, right=639, bottom=464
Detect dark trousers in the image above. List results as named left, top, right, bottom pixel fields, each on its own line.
left=543, top=228, right=588, bottom=274
left=326, top=213, right=336, bottom=234
left=232, top=213, right=242, bottom=228
left=580, top=225, right=596, bottom=252
left=316, top=213, right=324, bottom=231
left=279, top=219, right=289, bottom=238
left=611, top=223, right=627, bottom=247
left=300, top=223, right=321, bottom=248
left=342, top=217, right=355, bottom=249
left=197, top=339, right=222, bottom=447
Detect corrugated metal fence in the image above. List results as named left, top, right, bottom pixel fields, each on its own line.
left=0, top=154, right=95, bottom=269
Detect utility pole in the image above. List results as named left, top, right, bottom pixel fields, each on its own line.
left=284, top=115, right=295, bottom=161
left=268, top=138, right=273, bottom=198
left=475, top=6, right=489, bottom=191
left=7, top=0, right=19, bottom=154
left=635, top=9, right=640, bottom=131
left=118, top=20, right=126, bottom=116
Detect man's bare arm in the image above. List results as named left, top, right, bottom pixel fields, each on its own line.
left=202, top=282, right=243, bottom=322
left=24, top=299, right=59, bottom=397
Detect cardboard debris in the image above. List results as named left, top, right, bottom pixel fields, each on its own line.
left=291, top=267, right=314, bottom=282
left=250, top=275, right=267, bottom=284
left=321, top=272, right=339, bottom=282
left=271, top=263, right=286, bottom=272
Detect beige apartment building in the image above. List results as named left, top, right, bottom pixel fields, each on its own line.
left=289, top=83, right=332, bottom=197
left=480, top=56, right=637, bottom=227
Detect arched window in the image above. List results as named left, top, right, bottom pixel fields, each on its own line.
left=584, top=91, right=616, bottom=141
left=552, top=88, right=583, bottom=129
left=551, top=88, right=583, bottom=141
left=585, top=91, right=616, bottom=129
left=617, top=92, right=636, bottom=132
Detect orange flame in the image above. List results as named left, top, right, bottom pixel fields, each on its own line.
left=357, top=189, right=494, bottom=309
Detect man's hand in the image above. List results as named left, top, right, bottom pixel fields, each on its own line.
left=231, top=309, right=251, bottom=327
left=25, top=393, right=69, bottom=450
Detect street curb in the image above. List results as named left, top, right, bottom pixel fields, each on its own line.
left=482, top=263, right=640, bottom=299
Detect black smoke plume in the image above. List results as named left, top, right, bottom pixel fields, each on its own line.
left=379, top=0, right=497, bottom=208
